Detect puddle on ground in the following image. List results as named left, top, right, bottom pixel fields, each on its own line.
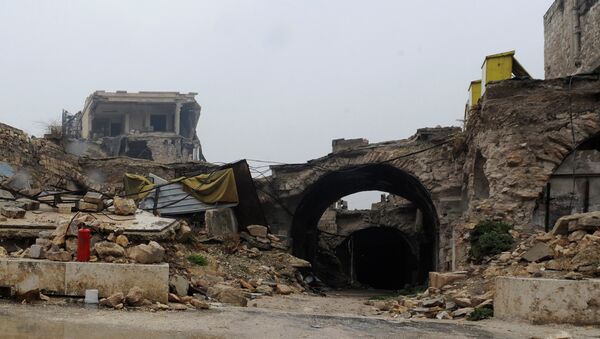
left=0, top=313, right=216, bottom=339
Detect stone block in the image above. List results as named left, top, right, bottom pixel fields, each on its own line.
left=15, top=198, right=39, bottom=211
left=0, top=259, right=67, bottom=294
left=521, top=242, right=554, bottom=262
left=83, top=192, right=103, bottom=204
left=28, top=245, right=45, bottom=259
left=0, top=189, right=14, bottom=200
left=495, top=276, right=600, bottom=325
left=0, top=206, right=25, bottom=219
left=113, top=197, right=137, bottom=215
left=428, top=271, right=467, bottom=289
left=205, top=208, right=238, bottom=238
left=77, top=199, right=103, bottom=212
left=65, top=262, right=169, bottom=303
left=246, top=225, right=268, bottom=238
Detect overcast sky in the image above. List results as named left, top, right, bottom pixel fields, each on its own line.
left=0, top=0, right=554, bottom=207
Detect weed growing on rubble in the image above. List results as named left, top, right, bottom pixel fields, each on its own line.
left=188, top=253, right=208, bottom=266
left=467, top=307, right=493, bottom=321
left=469, top=220, right=514, bottom=261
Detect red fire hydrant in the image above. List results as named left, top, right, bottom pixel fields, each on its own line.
left=77, top=228, right=91, bottom=262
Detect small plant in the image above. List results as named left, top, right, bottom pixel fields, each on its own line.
left=467, top=307, right=493, bottom=321
left=187, top=253, right=208, bottom=266
left=469, top=220, right=514, bottom=261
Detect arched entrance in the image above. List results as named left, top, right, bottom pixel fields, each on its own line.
left=535, top=133, right=600, bottom=230
left=291, top=163, right=439, bottom=288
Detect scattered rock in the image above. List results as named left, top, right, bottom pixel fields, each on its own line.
left=77, top=199, right=103, bottom=212
left=113, top=197, right=137, bottom=216
left=169, top=274, right=190, bottom=296
left=83, top=192, right=103, bottom=204
left=125, top=286, right=145, bottom=306
left=127, top=241, right=164, bottom=264
left=255, top=285, right=273, bottom=295
left=246, top=225, right=268, bottom=238
left=189, top=298, right=210, bottom=310
left=0, top=246, right=7, bottom=257
left=45, top=249, right=71, bottom=262
left=452, top=307, right=474, bottom=317
left=275, top=284, right=293, bottom=295
left=428, top=271, right=467, bottom=289
left=28, top=244, right=45, bottom=259
left=421, top=297, right=444, bottom=308
left=0, top=206, right=25, bottom=219
left=169, top=303, right=188, bottom=311
left=206, top=284, right=248, bottom=307
left=16, top=198, right=39, bottom=211
left=95, top=241, right=125, bottom=260
left=176, top=223, right=192, bottom=241
left=0, top=189, right=15, bottom=200
left=568, top=230, right=587, bottom=242
left=521, top=242, right=554, bottom=262
left=115, top=235, right=129, bottom=248
left=99, top=292, right=125, bottom=308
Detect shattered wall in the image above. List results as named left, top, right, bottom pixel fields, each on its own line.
left=259, top=75, right=600, bottom=272
left=544, top=0, right=600, bottom=78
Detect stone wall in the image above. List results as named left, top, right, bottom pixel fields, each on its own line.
left=544, top=0, right=600, bottom=78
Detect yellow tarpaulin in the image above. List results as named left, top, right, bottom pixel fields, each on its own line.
left=123, top=173, right=156, bottom=201
left=123, top=168, right=239, bottom=204
left=181, top=168, right=239, bottom=204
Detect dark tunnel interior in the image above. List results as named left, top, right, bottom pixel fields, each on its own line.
left=291, top=163, right=439, bottom=289
left=336, top=227, right=418, bottom=290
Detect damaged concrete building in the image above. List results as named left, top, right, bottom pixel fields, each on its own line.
left=545, top=0, right=600, bottom=78
left=62, top=91, right=205, bottom=163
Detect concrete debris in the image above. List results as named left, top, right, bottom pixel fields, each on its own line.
left=113, top=197, right=137, bottom=216
left=94, top=241, right=126, bottom=261
left=246, top=225, right=268, bottom=238
left=127, top=241, right=165, bottom=264
left=521, top=243, right=554, bottom=262
left=0, top=206, right=25, bottom=219
left=99, top=292, right=125, bottom=308
left=206, top=284, right=248, bottom=307
left=125, top=286, right=146, bottom=306
left=169, top=274, right=189, bottom=296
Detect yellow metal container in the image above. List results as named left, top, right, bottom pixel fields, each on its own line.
left=481, top=51, right=531, bottom=95
left=468, top=80, right=482, bottom=107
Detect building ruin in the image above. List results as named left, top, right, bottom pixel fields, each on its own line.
left=62, top=91, right=204, bottom=163
left=544, top=0, right=600, bottom=78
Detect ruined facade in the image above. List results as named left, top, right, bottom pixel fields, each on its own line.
left=62, top=91, right=205, bottom=163
left=544, top=0, right=600, bottom=78
left=257, top=75, right=600, bottom=287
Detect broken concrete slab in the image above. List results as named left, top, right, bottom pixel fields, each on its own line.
left=521, top=242, right=554, bottom=262
left=495, top=276, right=600, bottom=325
left=15, top=198, right=39, bottom=211
left=83, top=192, right=103, bottom=204
left=205, top=208, right=238, bottom=238
left=77, top=199, right=103, bottom=212
left=0, top=258, right=169, bottom=303
left=0, top=189, right=15, bottom=201
left=246, top=225, right=268, bottom=238
left=428, top=271, right=467, bottom=289
left=0, top=206, right=25, bottom=219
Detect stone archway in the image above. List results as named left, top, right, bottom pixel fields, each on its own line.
left=291, top=163, right=439, bottom=287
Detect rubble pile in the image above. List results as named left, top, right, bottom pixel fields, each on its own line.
left=368, top=213, right=600, bottom=320
left=162, top=228, right=312, bottom=307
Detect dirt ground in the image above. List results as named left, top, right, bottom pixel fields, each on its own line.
left=1, top=293, right=599, bottom=339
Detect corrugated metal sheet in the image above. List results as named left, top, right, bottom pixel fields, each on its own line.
left=139, top=174, right=237, bottom=215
